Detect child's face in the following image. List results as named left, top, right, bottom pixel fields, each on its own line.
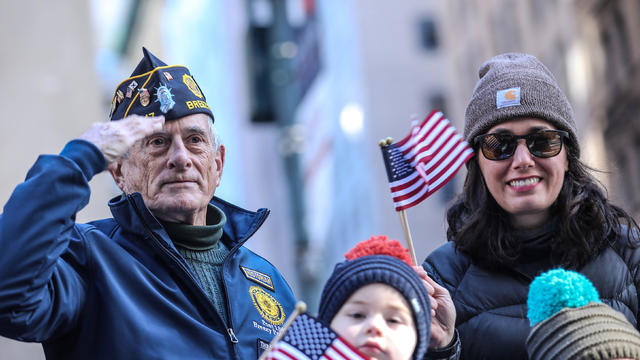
left=330, top=283, right=417, bottom=360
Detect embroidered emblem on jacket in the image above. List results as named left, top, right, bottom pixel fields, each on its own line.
left=249, top=286, right=285, bottom=325
left=241, top=266, right=275, bottom=291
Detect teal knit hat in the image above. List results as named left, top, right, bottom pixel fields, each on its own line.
left=527, top=268, right=600, bottom=326
left=526, top=269, right=640, bottom=360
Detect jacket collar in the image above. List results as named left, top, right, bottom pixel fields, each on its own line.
left=108, top=194, right=269, bottom=248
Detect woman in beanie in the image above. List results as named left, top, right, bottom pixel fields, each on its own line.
left=318, top=235, right=460, bottom=360
left=423, top=53, right=640, bottom=359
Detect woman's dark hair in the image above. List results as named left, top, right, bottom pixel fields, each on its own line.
left=447, top=141, right=639, bottom=269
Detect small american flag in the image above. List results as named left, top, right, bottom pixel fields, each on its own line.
left=380, top=110, right=474, bottom=211
left=264, top=313, right=369, bottom=360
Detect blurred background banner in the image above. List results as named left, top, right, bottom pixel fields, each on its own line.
left=1, top=0, right=639, bottom=357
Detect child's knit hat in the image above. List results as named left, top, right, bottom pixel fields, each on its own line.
left=317, top=235, right=431, bottom=360
left=526, top=268, right=640, bottom=360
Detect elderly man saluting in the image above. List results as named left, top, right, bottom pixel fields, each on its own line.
left=0, top=48, right=295, bottom=359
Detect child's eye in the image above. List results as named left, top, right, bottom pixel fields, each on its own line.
left=348, top=312, right=365, bottom=319
left=388, top=317, right=401, bottom=324
left=387, top=316, right=407, bottom=325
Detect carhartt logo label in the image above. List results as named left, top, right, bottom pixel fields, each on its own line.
left=496, top=87, right=521, bottom=109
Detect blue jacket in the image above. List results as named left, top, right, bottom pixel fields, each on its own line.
left=0, top=140, right=296, bottom=359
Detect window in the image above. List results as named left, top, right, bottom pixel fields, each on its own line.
left=418, top=17, right=439, bottom=51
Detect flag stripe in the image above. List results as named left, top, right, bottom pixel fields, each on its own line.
left=389, top=170, right=422, bottom=191
left=265, top=313, right=369, bottom=360
left=425, top=141, right=469, bottom=181
left=269, top=342, right=310, bottom=359
left=419, top=149, right=475, bottom=201
left=380, top=110, right=474, bottom=211
left=390, top=175, right=426, bottom=196
left=412, top=127, right=456, bottom=168
left=400, top=113, right=444, bottom=164
left=393, top=182, right=430, bottom=209
left=331, top=340, right=368, bottom=359
left=391, top=180, right=428, bottom=203
left=323, top=340, right=368, bottom=360
left=396, top=110, right=443, bottom=149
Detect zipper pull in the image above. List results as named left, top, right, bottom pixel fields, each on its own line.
left=227, top=328, right=239, bottom=343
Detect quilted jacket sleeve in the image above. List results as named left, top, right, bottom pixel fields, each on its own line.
left=0, top=139, right=105, bottom=341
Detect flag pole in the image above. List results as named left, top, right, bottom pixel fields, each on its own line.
left=398, top=210, right=418, bottom=266
left=258, top=301, right=307, bottom=360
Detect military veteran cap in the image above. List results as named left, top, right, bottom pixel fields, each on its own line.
left=109, top=47, right=214, bottom=122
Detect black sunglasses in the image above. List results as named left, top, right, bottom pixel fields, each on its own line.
left=474, top=129, right=569, bottom=160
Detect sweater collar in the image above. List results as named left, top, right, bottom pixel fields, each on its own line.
left=159, top=204, right=227, bottom=250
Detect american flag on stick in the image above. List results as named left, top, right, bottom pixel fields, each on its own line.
left=263, top=313, right=369, bottom=360
left=380, top=110, right=474, bottom=211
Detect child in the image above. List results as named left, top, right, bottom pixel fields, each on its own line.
left=526, top=268, right=640, bottom=360
left=317, top=235, right=457, bottom=360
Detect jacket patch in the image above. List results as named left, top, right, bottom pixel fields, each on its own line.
left=257, top=338, right=271, bottom=358
left=250, top=286, right=286, bottom=325
left=241, top=266, right=275, bottom=291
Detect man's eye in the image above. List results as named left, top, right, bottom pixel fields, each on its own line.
left=189, top=136, right=203, bottom=143
left=149, top=138, right=165, bottom=146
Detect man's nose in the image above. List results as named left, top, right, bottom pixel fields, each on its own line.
left=167, top=139, right=192, bottom=169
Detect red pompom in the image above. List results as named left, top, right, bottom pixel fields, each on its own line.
left=344, top=235, right=413, bottom=266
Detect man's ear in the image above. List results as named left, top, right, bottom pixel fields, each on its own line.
left=108, top=160, right=127, bottom=193
left=215, top=145, right=225, bottom=187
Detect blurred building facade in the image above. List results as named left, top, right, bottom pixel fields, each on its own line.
left=440, top=0, right=601, bottom=170
left=576, top=0, right=640, bottom=219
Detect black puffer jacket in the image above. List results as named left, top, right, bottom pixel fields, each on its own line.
left=423, top=229, right=640, bottom=360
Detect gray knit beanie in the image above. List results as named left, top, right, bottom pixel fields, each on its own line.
left=465, top=53, right=579, bottom=157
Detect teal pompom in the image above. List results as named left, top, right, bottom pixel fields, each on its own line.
left=526, top=268, right=600, bottom=326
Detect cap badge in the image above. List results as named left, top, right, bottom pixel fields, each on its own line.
left=155, top=85, right=175, bottom=113
left=139, top=88, right=150, bottom=106
left=116, top=90, right=124, bottom=104
left=109, top=97, right=117, bottom=118
left=126, top=80, right=138, bottom=98
left=496, top=87, right=521, bottom=109
left=163, top=71, right=173, bottom=81
left=183, top=74, right=203, bottom=99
